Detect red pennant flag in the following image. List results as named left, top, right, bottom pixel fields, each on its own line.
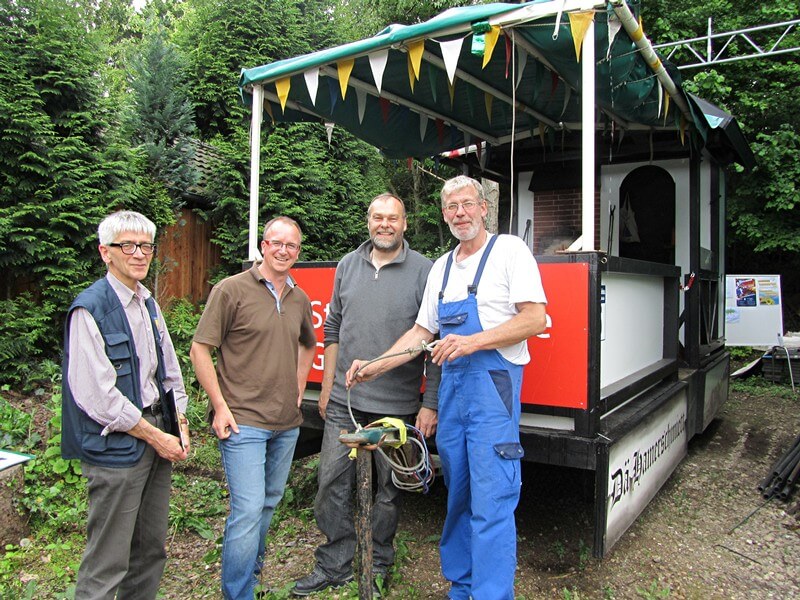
left=549, top=71, right=559, bottom=103
left=379, top=98, right=391, bottom=124
left=436, top=118, right=445, bottom=145
left=505, top=35, right=512, bottom=79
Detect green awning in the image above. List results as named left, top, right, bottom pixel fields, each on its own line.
left=239, top=0, right=752, bottom=168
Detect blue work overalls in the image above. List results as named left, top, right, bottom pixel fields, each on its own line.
left=435, top=235, right=524, bottom=600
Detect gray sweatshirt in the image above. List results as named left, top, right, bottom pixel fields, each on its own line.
left=324, top=239, right=439, bottom=416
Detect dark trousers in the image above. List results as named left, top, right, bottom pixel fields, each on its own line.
left=75, top=414, right=172, bottom=600
left=312, top=401, right=413, bottom=579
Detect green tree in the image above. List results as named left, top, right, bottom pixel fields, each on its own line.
left=126, top=26, right=198, bottom=229
left=0, top=0, right=130, bottom=315
left=643, top=0, right=800, bottom=327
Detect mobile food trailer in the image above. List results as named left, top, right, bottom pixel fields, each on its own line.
left=238, top=0, right=754, bottom=556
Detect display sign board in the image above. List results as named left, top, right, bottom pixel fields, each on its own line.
left=604, top=388, right=688, bottom=552
left=724, top=275, right=783, bottom=347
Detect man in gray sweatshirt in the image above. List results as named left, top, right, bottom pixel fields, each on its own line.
left=293, top=193, right=439, bottom=597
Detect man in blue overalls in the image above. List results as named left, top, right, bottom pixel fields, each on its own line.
left=347, top=176, right=548, bottom=599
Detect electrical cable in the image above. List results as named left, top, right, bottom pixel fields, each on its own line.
left=345, top=340, right=439, bottom=493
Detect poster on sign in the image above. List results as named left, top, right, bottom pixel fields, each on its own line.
left=724, top=275, right=783, bottom=346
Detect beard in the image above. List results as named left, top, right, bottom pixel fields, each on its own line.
left=448, top=220, right=480, bottom=241
left=371, top=232, right=402, bottom=251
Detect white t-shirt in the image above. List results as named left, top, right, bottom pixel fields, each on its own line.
left=416, top=234, right=547, bottom=365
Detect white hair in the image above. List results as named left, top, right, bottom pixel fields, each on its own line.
left=98, top=211, right=156, bottom=245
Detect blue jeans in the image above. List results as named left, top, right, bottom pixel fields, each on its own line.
left=219, top=425, right=299, bottom=600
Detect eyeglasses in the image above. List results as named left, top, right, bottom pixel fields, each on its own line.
left=264, top=239, right=300, bottom=252
left=108, top=242, right=157, bottom=255
left=443, top=200, right=481, bottom=214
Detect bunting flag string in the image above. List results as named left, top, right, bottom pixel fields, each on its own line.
left=379, top=97, right=391, bottom=124
left=656, top=81, right=663, bottom=121
left=264, top=101, right=275, bottom=125
left=356, top=88, right=367, bottom=124
left=568, top=11, right=595, bottom=61
left=549, top=70, right=559, bottom=104
left=327, top=78, right=338, bottom=112
left=337, top=59, right=354, bottom=99
left=368, top=50, right=389, bottom=94
left=505, top=34, right=512, bottom=79
left=439, top=37, right=464, bottom=85
left=561, top=86, right=571, bottom=118
left=325, top=121, right=334, bottom=145
left=275, top=78, right=290, bottom=112
left=482, top=25, right=501, bottom=69
left=304, top=69, right=319, bottom=106
left=607, top=12, right=622, bottom=59
left=408, top=40, right=425, bottom=81
left=516, top=46, right=527, bottom=89
left=428, top=67, right=439, bottom=103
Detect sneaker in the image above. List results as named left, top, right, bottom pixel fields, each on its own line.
left=292, top=570, right=353, bottom=596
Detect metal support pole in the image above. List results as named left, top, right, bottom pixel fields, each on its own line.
left=248, top=85, right=264, bottom=263
left=354, top=447, right=373, bottom=600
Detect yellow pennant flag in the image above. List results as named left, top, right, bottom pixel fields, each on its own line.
left=663, top=92, right=670, bottom=123
left=482, top=25, right=501, bottom=69
left=264, top=100, right=275, bottom=125
left=275, top=78, right=291, bottom=112
left=568, top=11, right=595, bottom=61
left=484, top=93, right=493, bottom=125
left=337, top=59, right=354, bottom=100
left=408, top=58, right=416, bottom=93
left=680, top=114, right=686, bottom=145
left=408, top=40, right=424, bottom=81
left=449, top=80, right=455, bottom=108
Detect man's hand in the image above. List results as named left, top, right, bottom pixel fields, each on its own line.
left=211, top=403, right=239, bottom=440
left=318, top=388, right=330, bottom=420
left=152, top=431, right=189, bottom=462
left=345, top=359, right=378, bottom=388
left=430, top=334, right=479, bottom=365
left=129, top=418, right=188, bottom=462
left=415, top=407, right=438, bottom=438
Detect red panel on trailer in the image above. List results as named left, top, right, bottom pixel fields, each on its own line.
left=291, top=265, right=336, bottom=385
left=523, top=262, right=590, bottom=409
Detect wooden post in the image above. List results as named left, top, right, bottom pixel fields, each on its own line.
left=354, top=447, right=374, bottom=600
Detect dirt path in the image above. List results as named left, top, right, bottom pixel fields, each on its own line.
left=163, top=383, right=800, bottom=599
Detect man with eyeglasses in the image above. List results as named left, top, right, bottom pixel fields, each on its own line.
left=191, top=216, right=317, bottom=600
left=62, top=210, right=190, bottom=599
left=293, top=194, right=440, bottom=598
left=347, top=176, right=548, bottom=600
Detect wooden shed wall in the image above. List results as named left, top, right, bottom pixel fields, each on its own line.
left=157, top=208, right=220, bottom=305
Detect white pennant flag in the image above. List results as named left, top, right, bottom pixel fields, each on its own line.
left=369, top=50, right=389, bottom=94
left=325, top=121, right=334, bottom=145
left=657, top=81, right=663, bottom=119
left=419, top=113, right=428, bottom=141
left=439, top=38, right=464, bottom=85
left=516, top=46, right=528, bottom=89
left=356, top=88, right=367, bottom=124
left=304, top=68, right=320, bottom=106
left=607, top=15, right=622, bottom=59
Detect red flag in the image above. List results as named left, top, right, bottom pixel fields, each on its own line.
left=380, top=98, right=391, bottom=124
